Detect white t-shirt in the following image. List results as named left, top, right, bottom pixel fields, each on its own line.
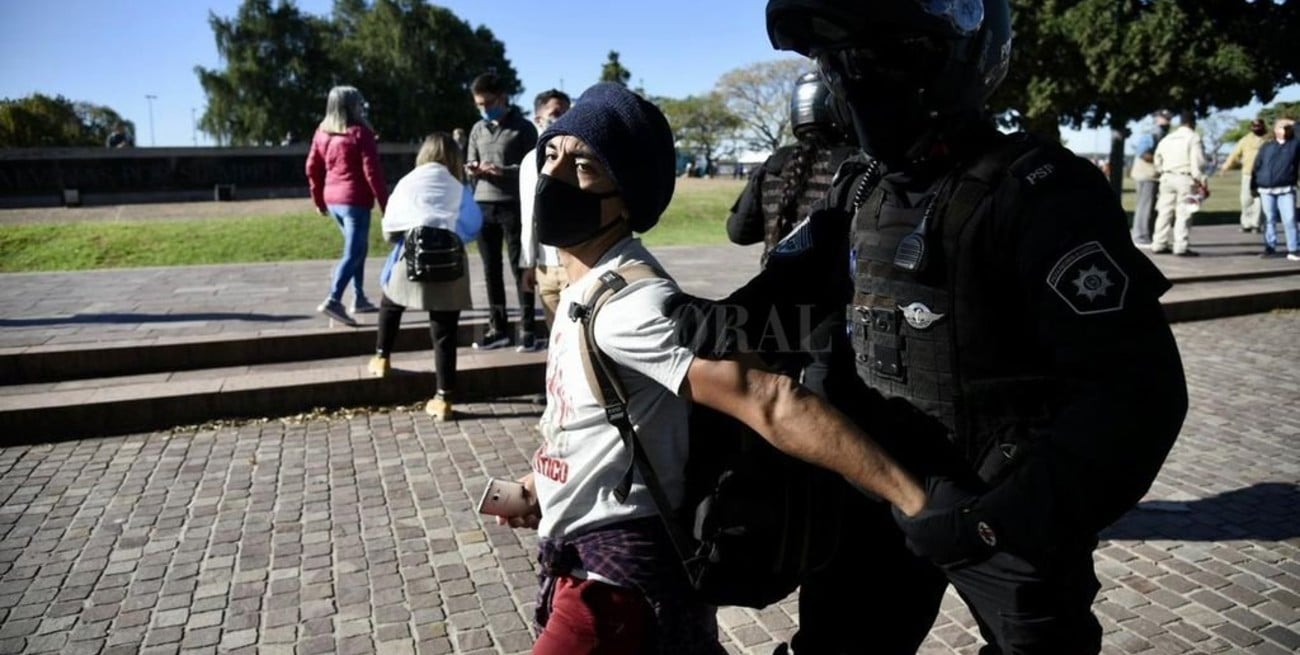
left=519, top=149, right=563, bottom=268
left=533, top=237, right=696, bottom=540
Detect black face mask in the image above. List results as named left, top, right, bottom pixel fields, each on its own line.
left=535, top=174, right=622, bottom=247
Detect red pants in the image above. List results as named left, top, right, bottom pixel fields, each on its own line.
left=533, top=576, right=654, bottom=655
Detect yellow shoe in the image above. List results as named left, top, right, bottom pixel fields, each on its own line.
left=425, top=395, right=452, bottom=421
left=368, top=356, right=390, bottom=378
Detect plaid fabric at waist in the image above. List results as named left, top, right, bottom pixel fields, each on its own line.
left=535, top=517, right=724, bottom=654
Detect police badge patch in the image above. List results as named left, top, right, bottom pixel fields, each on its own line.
left=1046, top=241, right=1129, bottom=315
left=769, top=216, right=813, bottom=257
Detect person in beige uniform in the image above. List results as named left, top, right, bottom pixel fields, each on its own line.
left=1152, top=111, right=1208, bottom=256
left=1220, top=118, right=1269, bottom=233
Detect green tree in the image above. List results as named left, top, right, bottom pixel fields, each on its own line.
left=198, top=0, right=521, bottom=145
left=195, top=0, right=336, bottom=146
left=74, top=102, right=134, bottom=145
left=714, top=58, right=807, bottom=152
left=657, top=93, right=741, bottom=173
left=991, top=0, right=1300, bottom=193
left=336, top=0, right=521, bottom=141
left=600, top=51, right=632, bottom=87
left=0, top=94, right=132, bottom=147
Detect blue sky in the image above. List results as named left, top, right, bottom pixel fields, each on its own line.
left=1, top=1, right=1294, bottom=153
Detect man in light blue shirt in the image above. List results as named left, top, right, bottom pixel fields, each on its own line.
left=1130, top=111, right=1170, bottom=245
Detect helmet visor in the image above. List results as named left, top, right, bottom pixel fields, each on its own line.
left=768, top=0, right=984, bottom=54
left=814, top=35, right=950, bottom=92
left=768, top=11, right=859, bottom=55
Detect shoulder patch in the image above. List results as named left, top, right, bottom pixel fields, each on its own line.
left=1001, top=138, right=1077, bottom=191
left=1021, top=162, right=1056, bottom=187
left=1046, top=241, right=1129, bottom=315
left=769, top=215, right=812, bottom=257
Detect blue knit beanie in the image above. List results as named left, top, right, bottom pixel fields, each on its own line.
left=537, top=83, right=677, bottom=233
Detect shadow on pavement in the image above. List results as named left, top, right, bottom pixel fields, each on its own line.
left=0, top=312, right=309, bottom=327
left=1102, top=482, right=1300, bottom=541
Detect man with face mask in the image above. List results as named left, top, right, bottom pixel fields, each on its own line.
left=494, top=82, right=931, bottom=655
left=667, top=2, right=1189, bottom=652
left=519, top=89, right=573, bottom=330
left=1220, top=118, right=1269, bottom=234
left=1130, top=111, right=1171, bottom=245
left=466, top=72, right=541, bottom=351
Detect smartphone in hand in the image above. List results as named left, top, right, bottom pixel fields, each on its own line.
left=477, top=478, right=533, bottom=518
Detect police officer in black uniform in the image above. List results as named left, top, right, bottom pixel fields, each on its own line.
left=727, top=70, right=857, bottom=257
left=676, top=1, right=1190, bottom=653
left=727, top=70, right=922, bottom=655
left=725, top=69, right=859, bottom=402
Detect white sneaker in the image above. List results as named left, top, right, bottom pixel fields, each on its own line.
left=1287, top=253, right=1300, bottom=262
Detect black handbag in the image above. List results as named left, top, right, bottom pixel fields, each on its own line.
left=404, top=226, right=464, bottom=282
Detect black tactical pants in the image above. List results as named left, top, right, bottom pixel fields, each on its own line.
left=792, top=519, right=1102, bottom=655
left=945, top=546, right=1103, bottom=655
left=791, top=493, right=948, bottom=655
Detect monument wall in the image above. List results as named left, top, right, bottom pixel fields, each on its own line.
left=0, top=144, right=421, bottom=208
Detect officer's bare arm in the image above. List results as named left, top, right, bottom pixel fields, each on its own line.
left=682, top=356, right=926, bottom=517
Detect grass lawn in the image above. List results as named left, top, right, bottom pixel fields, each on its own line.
left=0, top=171, right=1257, bottom=273
left=0, top=177, right=748, bottom=273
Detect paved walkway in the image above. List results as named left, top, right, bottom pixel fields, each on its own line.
left=0, top=244, right=763, bottom=351
left=2, top=224, right=1297, bottom=351
left=0, top=312, right=1296, bottom=654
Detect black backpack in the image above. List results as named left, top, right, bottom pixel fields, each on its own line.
left=404, top=226, right=465, bottom=282
left=571, top=264, right=842, bottom=609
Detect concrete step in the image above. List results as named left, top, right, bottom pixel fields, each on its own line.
left=0, top=315, right=535, bottom=384
left=1161, top=275, right=1300, bottom=322
left=0, top=347, right=546, bottom=444
left=6, top=266, right=1299, bottom=385
left=4, top=275, right=1297, bottom=445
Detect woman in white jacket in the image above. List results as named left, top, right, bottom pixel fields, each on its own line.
left=370, top=132, right=482, bottom=420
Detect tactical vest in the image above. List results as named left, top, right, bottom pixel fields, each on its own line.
left=760, top=145, right=857, bottom=252
left=843, top=133, right=1060, bottom=479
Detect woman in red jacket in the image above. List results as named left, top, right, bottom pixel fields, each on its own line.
left=306, top=86, right=389, bottom=326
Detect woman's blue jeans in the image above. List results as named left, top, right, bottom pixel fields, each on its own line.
left=327, top=204, right=371, bottom=303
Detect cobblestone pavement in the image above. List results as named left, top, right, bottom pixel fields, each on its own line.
left=0, top=312, right=1297, bottom=655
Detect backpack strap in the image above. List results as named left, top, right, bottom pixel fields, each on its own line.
left=570, top=263, right=699, bottom=567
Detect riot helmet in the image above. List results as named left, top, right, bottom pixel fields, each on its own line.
left=766, top=0, right=1011, bottom=167
left=789, top=70, right=853, bottom=146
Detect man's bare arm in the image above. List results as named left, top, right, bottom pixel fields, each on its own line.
left=682, top=355, right=926, bottom=516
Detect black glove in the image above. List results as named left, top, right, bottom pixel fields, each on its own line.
left=891, top=475, right=997, bottom=570
left=894, top=461, right=1064, bottom=569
